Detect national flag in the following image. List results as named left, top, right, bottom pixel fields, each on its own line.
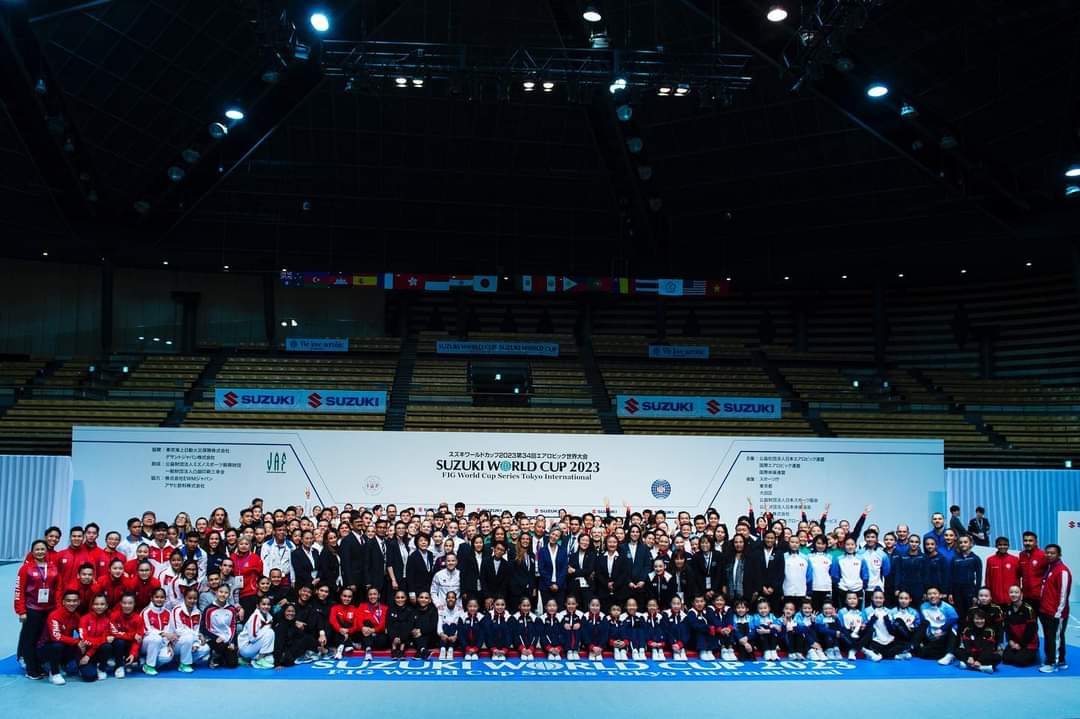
left=424, top=274, right=451, bottom=291
left=683, top=280, right=706, bottom=296
left=707, top=279, right=730, bottom=297
left=658, top=279, right=684, bottom=296
left=387, top=273, right=423, bottom=290
left=448, top=275, right=474, bottom=289
left=561, top=277, right=578, bottom=292
left=618, top=277, right=630, bottom=295
left=545, top=276, right=558, bottom=292
left=633, top=278, right=659, bottom=293
left=519, top=275, right=534, bottom=293
left=352, top=274, right=380, bottom=287
left=473, top=275, right=498, bottom=292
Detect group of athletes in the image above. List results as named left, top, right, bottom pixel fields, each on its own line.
left=12, top=498, right=1073, bottom=684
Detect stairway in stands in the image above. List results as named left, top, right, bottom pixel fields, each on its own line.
left=167, top=352, right=228, bottom=427
left=578, top=337, right=622, bottom=434
left=755, top=351, right=831, bottom=436
left=384, top=335, right=418, bottom=431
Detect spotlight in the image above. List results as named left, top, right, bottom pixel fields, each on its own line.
left=766, top=5, right=788, bottom=22
left=411, top=77, right=424, bottom=87
left=223, top=264, right=230, bottom=270
left=583, top=3, right=602, bottom=22
left=960, top=269, right=967, bottom=274
left=280, top=321, right=288, bottom=327
left=841, top=274, right=848, bottom=279
left=165, top=340, right=173, bottom=346
left=310, top=12, right=330, bottom=32
left=395, top=77, right=408, bottom=87
left=1067, top=185, right=1080, bottom=197
left=725, top=276, right=732, bottom=282
left=42, top=250, right=49, bottom=257
left=137, top=336, right=145, bottom=341
left=122, top=366, right=129, bottom=374
left=609, top=77, right=627, bottom=94
left=852, top=380, right=860, bottom=388
left=1025, top=261, right=1032, bottom=267
left=290, top=319, right=298, bottom=327
left=1066, top=459, right=1073, bottom=468
left=225, top=108, right=245, bottom=121
left=208, top=122, right=228, bottom=139
left=523, top=79, right=536, bottom=92
left=866, top=83, right=889, bottom=98
left=542, top=81, right=555, bottom=92
left=513, top=387, right=520, bottom=394
left=89, top=365, right=96, bottom=374
left=167, top=166, right=185, bottom=182
left=783, top=275, right=790, bottom=281
left=616, top=104, right=633, bottom=121
left=495, top=373, right=502, bottom=381
left=162, top=260, right=169, bottom=266
left=181, top=148, right=200, bottom=164
left=1064, top=165, right=1080, bottom=178
left=675, top=83, right=690, bottom=96
left=657, top=85, right=672, bottom=96
left=898, top=273, right=904, bottom=278
left=900, top=103, right=918, bottom=119
left=152, top=337, right=161, bottom=342
left=590, top=31, right=609, bottom=49
left=626, top=137, right=644, bottom=154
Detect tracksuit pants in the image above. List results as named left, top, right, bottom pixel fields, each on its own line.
left=175, top=634, right=211, bottom=665
left=1039, top=613, right=1068, bottom=666
left=141, top=634, right=175, bottom=667
left=239, top=626, right=275, bottom=660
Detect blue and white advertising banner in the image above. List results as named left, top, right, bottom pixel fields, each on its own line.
left=285, top=337, right=349, bottom=352
left=213, top=388, right=386, bottom=413
left=617, top=395, right=782, bottom=420
left=435, top=340, right=560, bottom=357
left=72, top=427, right=942, bottom=542
left=647, top=345, right=710, bottom=359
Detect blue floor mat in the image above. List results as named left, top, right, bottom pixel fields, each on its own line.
left=4, top=651, right=1075, bottom=682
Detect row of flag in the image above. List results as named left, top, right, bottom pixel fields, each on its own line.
left=280, top=272, right=730, bottom=297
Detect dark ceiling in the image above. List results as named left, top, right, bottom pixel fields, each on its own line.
left=1, top=0, right=1079, bottom=287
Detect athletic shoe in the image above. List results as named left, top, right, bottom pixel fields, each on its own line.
left=979, top=665, right=994, bottom=674
left=364, top=650, right=373, bottom=661
left=238, top=658, right=250, bottom=667
left=49, top=673, right=65, bottom=686
left=178, top=664, right=193, bottom=673
left=848, top=650, right=857, bottom=660
left=114, top=666, right=125, bottom=678
left=96, top=670, right=108, bottom=681
left=25, top=671, right=46, bottom=680
left=438, top=647, right=447, bottom=660
left=142, top=665, right=158, bottom=676
left=1057, top=663, right=1069, bottom=671
left=297, top=651, right=317, bottom=664
left=253, top=656, right=274, bottom=669
left=567, top=651, right=578, bottom=660
left=334, top=645, right=344, bottom=660
left=937, top=653, right=955, bottom=666
left=1039, top=664, right=1057, bottom=673
left=698, top=650, right=712, bottom=661
left=864, top=650, right=882, bottom=662
left=896, top=652, right=912, bottom=661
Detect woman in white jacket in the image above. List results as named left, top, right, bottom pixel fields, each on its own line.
left=171, top=588, right=211, bottom=672
left=238, top=595, right=276, bottom=669
left=141, top=588, right=176, bottom=675
left=431, top=553, right=462, bottom=611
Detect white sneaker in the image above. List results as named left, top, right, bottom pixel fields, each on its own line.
left=49, top=673, right=65, bottom=686
left=727, top=648, right=738, bottom=661
left=567, top=651, right=578, bottom=660
left=703, top=650, right=716, bottom=661
left=937, top=653, right=955, bottom=666
left=334, top=645, right=344, bottom=659
left=979, top=664, right=994, bottom=674
left=364, top=649, right=372, bottom=661
left=438, top=648, right=447, bottom=660
left=848, top=650, right=857, bottom=660
left=96, top=669, right=108, bottom=681
left=865, top=650, right=882, bottom=662
left=446, top=649, right=454, bottom=660
left=114, top=666, right=125, bottom=678
left=1057, top=663, right=1069, bottom=671
left=1039, top=664, right=1057, bottom=673
left=897, top=651, right=911, bottom=660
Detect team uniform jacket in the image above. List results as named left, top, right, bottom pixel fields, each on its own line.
left=357, top=602, right=388, bottom=632
left=1018, top=548, right=1046, bottom=603
left=662, top=609, right=691, bottom=649
left=38, top=606, right=81, bottom=648
left=65, top=580, right=97, bottom=614
left=457, top=612, right=485, bottom=652
left=91, top=575, right=127, bottom=609
left=14, top=558, right=58, bottom=614
left=892, top=552, right=926, bottom=600
left=110, top=607, right=144, bottom=659
left=171, top=604, right=202, bottom=640
left=1039, top=560, right=1072, bottom=619
left=122, top=575, right=161, bottom=611
left=985, top=552, right=1021, bottom=605
left=55, top=544, right=94, bottom=589
left=831, top=553, right=870, bottom=592
left=329, top=604, right=360, bottom=636
left=890, top=606, right=922, bottom=642
left=200, top=603, right=239, bottom=644
left=581, top=610, right=608, bottom=651
left=481, top=610, right=512, bottom=650
left=1003, top=602, right=1039, bottom=650
left=860, top=545, right=891, bottom=591
left=918, top=601, right=959, bottom=638
left=621, top=613, right=647, bottom=650
left=958, top=626, right=999, bottom=663
left=557, top=609, right=584, bottom=652
left=643, top=612, right=666, bottom=649
left=710, top=606, right=735, bottom=644
left=782, top=552, right=813, bottom=597
left=231, top=552, right=264, bottom=598
left=78, top=611, right=113, bottom=657
left=968, top=602, right=1004, bottom=639
left=949, top=552, right=982, bottom=599
left=508, top=611, right=541, bottom=650
left=807, top=552, right=834, bottom=594
left=604, top=616, right=629, bottom=650
left=539, top=613, right=565, bottom=651
left=749, top=613, right=781, bottom=639
left=921, top=553, right=951, bottom=594
left=142, top=603, right=172, bottom=646
left=813, top=614, right=841, bottom=647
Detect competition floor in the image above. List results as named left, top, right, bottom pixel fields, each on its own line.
left=2, top=564, right=1078, bottom=719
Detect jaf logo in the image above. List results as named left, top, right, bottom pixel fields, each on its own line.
left=266, top=451, right=288, bottom=474
left=307, top=392, right=323, bottom=409
left=362, top=476, right=383, bottom=496
left=222, top=391, right=239, bottom=408
left=705, top=399, right=721, bottom=415
left=623, top=397, right=640, bottom=414
left=651, top=479, right=671, bottom=500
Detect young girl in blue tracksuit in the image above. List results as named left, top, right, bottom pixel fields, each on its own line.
left=890, top=590, right=921, bottom=659
left=750, top=598, right=781, bottom=660
left=711, top=594, right=736, bottom=661
left=644, top=598, right=667, bottom=660
left=606, top=603, right=630, bottom=660
left=438, top=592, right=464, bottom=659
left=663, top=596, right=690, bottom=660
left=686, top=595, right=717, bottom=660
left=558, top=596, right=584, bottom=659
left=837, top=591, right=865, bottom=659
left=815, top=602, right=843, bottom=659
left=509, top=597, right=540, bottom=659
left=912, top=586, right=959, bottom=664
left=540, top=599, right=565, bottom=659
left=482, top=597, right=512, bottom=660
left=457, top=597, right=485, bottom=659
left=779, top=601, right=808, bottom=659
left=861, top=590, right=902, bottom=661
left=622, top=597, right=647, bottom=660
left=796, top=599, right=825, bottom=660
left=582, top=597, right=608, bottom=660
left=731, top=599, right=755, bottom=660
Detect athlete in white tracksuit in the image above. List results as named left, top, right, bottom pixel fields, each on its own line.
left=238, top=601, right=275, bottom=662
left=141, top=592, right=175, bottom=668
left=171, top=593, right=211, bottom=667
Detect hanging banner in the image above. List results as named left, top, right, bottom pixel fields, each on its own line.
left=436, top=340, right=560, bottom=357
left=285, top=338, right=349, bottom=353
left=214, top=388, right=386, bottom=413
left=617, top=395, right=782, bottom=419
left=647, top=345, right=710, bottom=360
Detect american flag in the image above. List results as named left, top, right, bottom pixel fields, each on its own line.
left=683, top=280, right=707, bottom=296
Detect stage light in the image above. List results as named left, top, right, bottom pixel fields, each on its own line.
left=725, top=276, right=732, bottom=282
left=281, top=268, right=288, bottom=272
left=290, top=319, right=298, bottom=327
left=138, top=336, right=145, bottom=341
left=395, top=77, right=408, bottom=87
left=900, top=103, right=918, bottom=119
left=1066, top=165, right=1080, bottom=178
left=152, top=337, right=161, bottom=342
left=223, top=265, right=230, bottom=270
left=1067, top=185, right=1080, bottom=197
left=590, top=31, right=609, bottom=49
left=225, top=108, right=245, bottom=120
left=897, top=273, right=904, bottom=278
left=766, top=5, right=788, bottom=22
left=122, top=366, right=129, bottom=374
left=583, top=4, right=602, bottom=22
left=783, top=275, right=790, bottom=281
left=626, top=137, right=644, bottom=154
left=281, top=321, right=288, bottom=327
left=616, top=104, right=633, bottom=121
left=162, top=260, right=169, bottom=266
left=513, top=387, right=520, bottom=394
left=165, top=340, right=173, bottom=346
left=310, top=12, right=330, bottom=32
left=866, top=83, right=889, bottom=98
left=495, top=373, right=502, bottom=381
left=657, top=85, right=672, bottom=96
left=42, top=251, right=49, bottom=257
left=1025, top=261, right=1032, bottom=267
left=208, top=122, right=228, bottom=139
left=841, top=274, right=848, bottom=279
left=523, top=79, right=536, bottom=92
left=852, top=380, right=859, bottom=388
left=675, top=83, right=690, bottom=96
left=542, top=81, right=555, bottom=92
left=1066, top=460, right=1073, bottom=469
left=89, top=365, right=96, bottom=373
left=609, top=77, right=627, bottom=94
left=167, top=166, right=185, bottom=182
left=412, top=77, right=424, bottom=87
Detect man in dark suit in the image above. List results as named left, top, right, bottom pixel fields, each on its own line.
left=386, top=522, right=411, bottom=596
left=746, top=530, right=786, bottom=615
left=363, top=520, right=390, bottom=597
left=405, top=533, right=436, bottom=602
left=481, top=541, right=512, bottom=606
left=338, top=517, right=367, bottom=590
left=290, top=529, right=320, bottom=588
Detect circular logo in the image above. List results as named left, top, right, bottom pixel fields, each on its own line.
left=363, top=475, right=383, bottom=496
left=499, top=460, right=512, bottom=472
left=650, top=479, right=671, bottom=500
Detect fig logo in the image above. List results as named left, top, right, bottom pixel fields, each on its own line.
left=624, top=397, right=640, bottom=414
left=223, top=391, right=239, bottom=408
left=307, top=392, right=323, bottom=409
left=651, top=479, right=671, bottom=500
left=705, top=399, right=720, bottom=415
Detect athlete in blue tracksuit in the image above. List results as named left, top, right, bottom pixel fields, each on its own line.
left=730, top=601, right=755, bottom=659
left=893, top=537, right=926, bottom=602
left=890, top=591, right=922, bottom=657
left=557, top=603, right=584, bottom=657
left=643, top=606, right=667, bottom=657
left=815, top=606, right=843, bottom=657
left=685, top=596, right=717, bottom=657
left=921, top=539, right=951, bottom=596
left=622, top=608, right=647, bottom=658
left=710, top=597, right=736, bottom=655
left=912, top=587, right=959, bottom=661
left=662, top=603, right=691, bottom=657
left=508, top=609, right=541, bottom=656
left=481, top=603, right=512, bottom=655
left=581, top=602, right=608, bottom=658
left=457, top=605, right=486, bottom=656
left=540, top=610, right=565, bottom=656
left=948, top=537, right=982, bottom=623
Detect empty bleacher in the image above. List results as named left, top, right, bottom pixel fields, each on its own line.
left=213, top=356, right=396, bottom=391
left=819, top=411, right=997, bottom=466
left=405, top=405, right=602, bottom=433
left=924, top=369, right=1080, bottom=407
left=183, top=400, right=385, bottom=430
left=0, top=399, right=172, bottom=454
left=112, top=355, right=209, bottom=397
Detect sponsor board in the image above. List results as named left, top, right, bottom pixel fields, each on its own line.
left=435, top=340, right=560, bottom=357
left=285, top=337, right=349, bottom=352
left=647, top=345, right=710, bottom=360
left=214, top=388, right=386, bottom=413
left=617, top=395, right=781, bottom=419
left=1058, top=511, right=1080, bottom=562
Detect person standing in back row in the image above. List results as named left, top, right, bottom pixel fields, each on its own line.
left=967, top=507, right=990, bottom=548
left=1038, top=544, right=1072, bottom=673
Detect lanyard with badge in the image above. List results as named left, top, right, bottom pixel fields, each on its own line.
left=37, top=563, right=50, bottom=604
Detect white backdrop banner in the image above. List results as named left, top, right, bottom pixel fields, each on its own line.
left=1058, top=511, right=1080, bottom=565
left=72, top=427, right=943, bottom=537
left=0, top=455, right=72, bottom=560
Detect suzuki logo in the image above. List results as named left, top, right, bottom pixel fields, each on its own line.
left=307, top=392, right=322, bottom=409
left=624, top=397, right=639, bottom=414
left=706, top=399, right=720, bottom=415
left=223, top=391, right=238, bottom=408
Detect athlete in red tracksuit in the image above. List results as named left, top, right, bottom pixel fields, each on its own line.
left=1038, top=546, right=1072, bottom=671
left=984, top=540, right=1020, bottom=606
left=92, top=560, right=129, bottom=608
left=110, top=596, right=144, bottom=670
left=1002, top=586, right=1039, bottom=667
left=38, top=591, right=84, bottom=681
left=231, top=542, right=264, bottom=599
left=1018, top=535, right=1046, bottom=605
left=78, top=596, right=116, bottom=681
left=55, top=536, right=94, bottom=590
left=122, top=562, right=161, bottom=610
left=14, top=542, right=58, bottom=678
